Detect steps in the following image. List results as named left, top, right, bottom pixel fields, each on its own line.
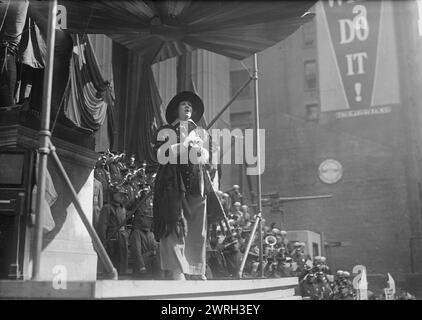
left=0, top=277, right=301, bottom=300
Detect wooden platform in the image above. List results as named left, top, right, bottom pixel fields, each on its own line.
left=0, top=277, right=300, bottom=300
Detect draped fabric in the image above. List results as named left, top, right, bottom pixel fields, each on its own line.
left=29, top=1, right=316, bottom=64
left=112, top=42, right=164, bottom=164
left=64, top=34, right=115, bottom=137
left=18, top=21, right=116, bottom=145
left=18, top=17, right=45, bottom=69
left=87, top=35, right=114, bottom=86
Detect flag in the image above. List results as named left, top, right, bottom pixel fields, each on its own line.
left=65, top=34, right=115, bottom=135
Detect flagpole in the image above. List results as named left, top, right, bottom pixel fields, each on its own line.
left=252, top=53, right=264, bottom=278
left=32, top=0, right=57, bottom=280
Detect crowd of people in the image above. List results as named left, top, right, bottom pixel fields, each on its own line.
left=92, top=152, right=350, bottom=295
left=92, top=151, right=415, bottom=299
left=210, top=187, right=358, bottom=299
left=93, top=151, right=159, bottom=278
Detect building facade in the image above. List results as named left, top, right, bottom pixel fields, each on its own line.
left=89, top=0, right=422, bottom=280
left=228, top=0, right=422, bottom=279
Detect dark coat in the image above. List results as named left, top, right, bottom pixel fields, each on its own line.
left=96, top=201, right=129, bottom=274
left=152, top=121, right=200, bottom=241
left=152, top=121, right=226, bottom=240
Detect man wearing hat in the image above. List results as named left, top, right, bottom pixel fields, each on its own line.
left=231, top=201, right=242, bottom=221
left=126, top=154, right=137, bottom=170
left=152, top=91, right=218, bottom=280
left=129, top=194, right=160, bottom=279
left=92, top=176, right=104, bottom=230
left=221, top=193, right=231, bottom=216
left=97, top=184, right=130, bottom=275
left=278, top=256, right=294, bottom=278
left=240, top=205, right=251, bottom=223
left=94, top=155, right=111, bottom=202
left=222, top=236, right=241, bottom=278
left=229, top=185, right=243, bottom=206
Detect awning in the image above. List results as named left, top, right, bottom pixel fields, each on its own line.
left=30, top=0, right=316, bottom=64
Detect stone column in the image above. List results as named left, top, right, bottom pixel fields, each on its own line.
left=187, top=49, right=230, bottom=130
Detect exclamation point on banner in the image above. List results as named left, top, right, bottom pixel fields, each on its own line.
left=355, top=82, right=362, bottom=102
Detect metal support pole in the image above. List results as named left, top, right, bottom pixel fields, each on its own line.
left=237, top=54, right=263, bottom=279
left=238, top=213, right=262, bottom=278
left=30, top=0, right=117, bottom=280
left=206, top=77, right=253, bottom=130
left=49, top=144, right=118, bottom=279
left=32, top=0, right=57, bottom=280
left=252, top=54, right=264, bottom=278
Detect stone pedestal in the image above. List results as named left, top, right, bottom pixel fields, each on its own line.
left=0, top=109, right=98, bottom=281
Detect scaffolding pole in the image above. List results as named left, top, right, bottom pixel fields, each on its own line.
left=31, top=0, right=117, bottom=280
left=32, top=0, right=57, bottom=281
left=252, top=54, right=264, bottom=278
left=238, top=53, right=264, bottom=279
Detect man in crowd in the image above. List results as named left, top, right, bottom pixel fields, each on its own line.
left=221, top=192, right=231, bottom=215
left=231, top=201, right=242, bottom=220
left=291, top=242, right=312, bottom=278
left=129, top=194, right=160, bottom=279
left=239, top=204, right=251, bottom=224
left=229, top=184, right=243, bottom=206
left=94, top=155, right=111, bottom=203
left=93, top=177, right=103, bottom=229
left=221, top=236, right=241, bottom=278
left=126, top=154, right=137, bottom=170
left=276, top=230, right=292, bottom=253
left=97, top=185, right=130, bottom=275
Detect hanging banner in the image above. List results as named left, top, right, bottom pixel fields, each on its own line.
left=316, top=0, right=400, bottom=118
left=325, top=0, right=381, bottom=109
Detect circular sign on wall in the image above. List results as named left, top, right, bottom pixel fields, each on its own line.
left=318, top=159, right=343, bottom=184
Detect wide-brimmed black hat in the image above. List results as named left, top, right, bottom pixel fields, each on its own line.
left=165, top=91, right=204, bottom=124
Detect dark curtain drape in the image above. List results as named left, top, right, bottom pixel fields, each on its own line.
left=18, top=24, right=116, bottom=147
left=112, top=42, right=163, bottom=164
